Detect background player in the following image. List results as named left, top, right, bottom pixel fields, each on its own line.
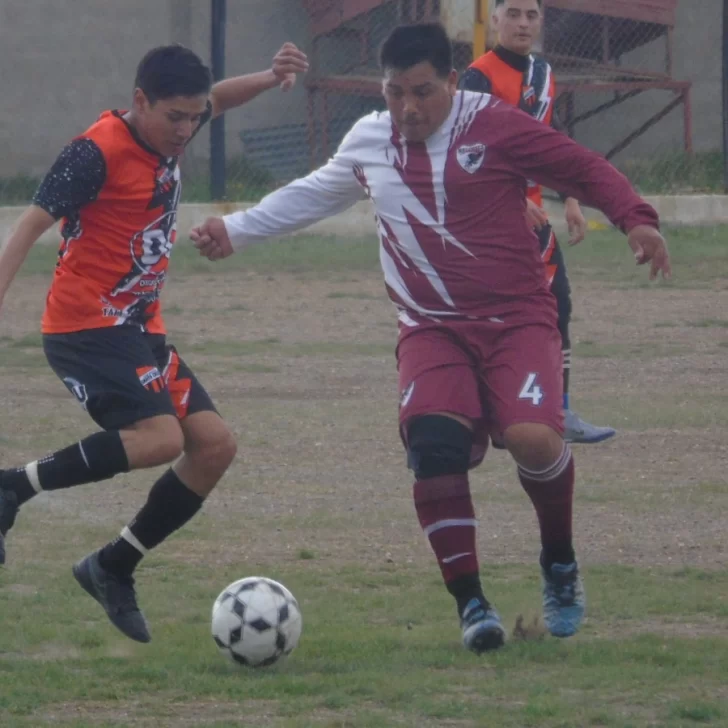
left=190, top=25, right=669, bottom=652
left=460, top=0, right=616, bottom=444
left=0, top=42, right=308, bottom=643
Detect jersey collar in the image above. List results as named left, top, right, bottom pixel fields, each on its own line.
left=112, top=110, right=173, bottom=161
left=494, top=45, right=531, bottom=73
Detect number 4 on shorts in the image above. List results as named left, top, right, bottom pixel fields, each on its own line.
left=518, top=372, right=544, bottom=406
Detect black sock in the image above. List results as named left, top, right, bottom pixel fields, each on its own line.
left=99, top=468, right=204, bottom=577
left=541, top=541, right=576, bottom=569
left=0, top=431, right=129, bottom=506
left=447, top=573, right=489, bottom=616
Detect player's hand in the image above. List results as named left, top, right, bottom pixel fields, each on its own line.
left=564, top=198, right=587, bottom=246
left=627, top=225, right=671, bottom=281
left=272, top=43, right=309, bottom=92
left=190, top=217, right=235, bottom=261
left=526, top=199, right=548, bottom=231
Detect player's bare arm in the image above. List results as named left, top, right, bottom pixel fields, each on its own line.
left=563, top=197, right=586, bottom=245
left=525, top=198, right=548, bottom=231
left=0, top=132, right=107, bottom=316
left=551, top=114, right=587, bottom=245
left=0, top=206, right=56, bottom=312
left=209, top=42, right=308, bottom=118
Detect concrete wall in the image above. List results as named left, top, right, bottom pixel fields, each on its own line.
left=0, top=0, right=172, bottom=176
left=0, top=0, right=310, bottom=178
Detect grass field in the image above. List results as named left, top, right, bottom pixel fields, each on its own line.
left=1, top=226, right=727, bottom=727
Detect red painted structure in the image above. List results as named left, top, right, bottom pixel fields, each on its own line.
left=302, top=0, right=691, bottom=164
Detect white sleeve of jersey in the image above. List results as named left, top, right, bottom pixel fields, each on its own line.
left=223, top=118, right=370, bottom=250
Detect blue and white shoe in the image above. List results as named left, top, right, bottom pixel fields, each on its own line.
left=564, top=410, right=616, bottom=444
left=460, top=598, right=506, bottom=653
left=541, top=560, right=585, bottom=637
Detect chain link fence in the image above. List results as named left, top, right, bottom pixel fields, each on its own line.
left=0, top=0, right=722, bottom=206
left=541, top=0, right=707, bottom=195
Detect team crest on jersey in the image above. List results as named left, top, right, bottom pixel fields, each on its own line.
left=456, top=143, right=486, bottom=174
left=522, top=86, right=536, bottom=106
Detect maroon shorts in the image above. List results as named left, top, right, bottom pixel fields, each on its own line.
left=397, top=318, right=563, bottom=467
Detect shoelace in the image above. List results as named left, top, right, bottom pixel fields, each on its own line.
left=547, top=572, right=577, bottom=604
left=462, top=603, right=489, bottom=626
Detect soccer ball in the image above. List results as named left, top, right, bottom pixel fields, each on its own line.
left=211, top=576, right=302, bottom=668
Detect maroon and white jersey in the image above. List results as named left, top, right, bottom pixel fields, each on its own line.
left=223, top=91, right=658, bottom=325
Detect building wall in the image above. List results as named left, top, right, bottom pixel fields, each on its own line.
left=0, top=0, right=310, bottom=177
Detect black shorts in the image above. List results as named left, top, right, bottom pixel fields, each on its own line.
left=43, top=326, right=217, bottom=431
left=537, top=224, right=572, bottom=338
left=537, top=224, right=570, bottom=294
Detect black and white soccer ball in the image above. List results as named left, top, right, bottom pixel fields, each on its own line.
left=211, top=576, right=302, bottom=668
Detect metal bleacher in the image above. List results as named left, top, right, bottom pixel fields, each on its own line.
left=542, top=0, right=691, bottom=160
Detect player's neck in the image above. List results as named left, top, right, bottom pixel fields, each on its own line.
left=432, top=96, right=456, bottom=140
left=120, top=111, right=164, bottom=158
left=494, top=44, right=531, bottom=72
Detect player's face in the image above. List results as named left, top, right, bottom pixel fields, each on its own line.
left=493, top=0, right=543, bottom=55
left=382, top=62, right=457, bottom=143
left=132, top=90, right=210, bottom=157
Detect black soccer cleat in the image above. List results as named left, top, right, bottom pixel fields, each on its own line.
left=72, top=550, right=151, bottom=643
left=0, top=483, right=20, bottom=566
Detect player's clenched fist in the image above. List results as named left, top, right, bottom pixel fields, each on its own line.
left=190, top=217, right=235, bottom=261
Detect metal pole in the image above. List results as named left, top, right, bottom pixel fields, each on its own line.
left=723, top=0, right=728, bottom=191
left=472, top=0, right=490, bottom=60
left=210, top=0, right=226, bottom=200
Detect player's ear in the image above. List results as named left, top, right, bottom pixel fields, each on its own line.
left=447, top=69, right=458, bottom=93
left=132, top=88, right=150, bottom=114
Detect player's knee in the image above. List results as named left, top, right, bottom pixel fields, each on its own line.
left=406, top=415, right=473, bottom=480
left=504, top=423, right=563, bottom=471
left=127, top=415, right=185, bottom=467
left=185, top=423, right=238, bottom=472
left=153, top=423, right=186, bottom=465
left=202, top=431, right=237, bottom=471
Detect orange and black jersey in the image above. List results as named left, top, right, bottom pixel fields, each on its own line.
left=34, top=103, right=212, bottom=335
left=460, top=46, right=564, bottom=207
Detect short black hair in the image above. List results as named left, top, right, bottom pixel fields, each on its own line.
left=135, top=45, right=212, bottom=104
left=495, top=0, right=543, bottom=7
left=379, top=23, right=453, bottom=78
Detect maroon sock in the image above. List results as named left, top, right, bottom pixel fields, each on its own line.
left=518, top=444, right=576, bottom=567
left=413, top=474, right=480, bottom=584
